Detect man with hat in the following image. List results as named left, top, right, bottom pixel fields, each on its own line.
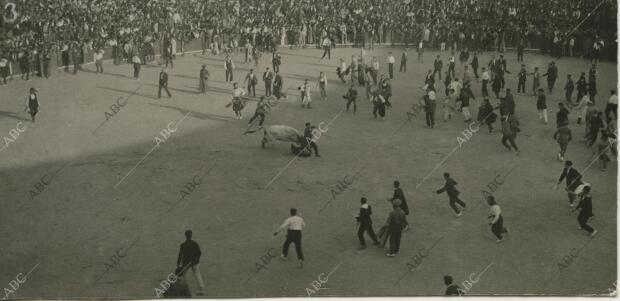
left=385, top=198, right=409, bottom=257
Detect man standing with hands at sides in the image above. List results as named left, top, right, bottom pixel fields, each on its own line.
left=319, top=36, right=331, bottom=61
left=436, top=172, right=467, bottom=217
left=572, top=185, right=597, bottom=237
left=224, top=55, right=235, bottom=82
left=385, top=199, right=409, bottom=257
left=447, top=52, right=456, bottom=79
left=387, top=52, right=395, bottom=79
left=344, top=83, right=358, bottom=113
left=564, top=74, right=575, bottom=109
left=399, top=48, right=408, bottom=73
left=487, top=196, right=509, bottom=243
left=356, top=197, right=381, bottom=249
left=388, top=181, right=410, bottom=215
left=176, top=230, right=206, bottom=295
left=471, top=52, right=479, bottom=80
left=158, top=69, right=172, bottom=99
left=543, top=62, right=558, bottom=94
left=517, top=64, right=527, bottom=94
left=244, top=69, right=258, bottom=97
left=433, top=55, right=443, bottom=80
left=274, top=208, right=305, bottom=268
left=273, top=71, right=284, bottom=99
left=263, top=67, right=274, bottom=97
left=555, top=160, right=583, bottom=207
left=199, top=65, right=210, bottom=94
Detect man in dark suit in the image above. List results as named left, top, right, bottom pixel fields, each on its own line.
left=385, top=199, right=408, bottom=257
left=176, top=230, right=205, bottom=295
left=356, top=197, right=380, bottom=249
left=263, top=67, right=274, bottom=97
left=244, top=69, right=257, bottom=97
left=436, top=172, right=467, bottom=217
left=433, top=55, right=443, bottom=80
left=158, top=69, right=172, bottom=98
left=389, top=181, right=409, bottom=215
left=273, top=71, right=283, bottom=99
left=571, top=185, right=597, bottom=237
left=556, top=160, right=583, bottom=207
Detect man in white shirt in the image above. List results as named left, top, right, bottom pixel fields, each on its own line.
left=387, top=52, right=396, bottom=79
left=319, top=37, right=331, bottom=61
left=94, top=49, right=104, bottom=73
left=274, top=208, right=306, bottom=268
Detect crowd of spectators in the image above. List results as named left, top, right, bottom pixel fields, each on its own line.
left=0, top=0, right=616, bottom=81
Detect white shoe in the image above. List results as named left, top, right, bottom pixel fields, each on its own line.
left=577, top=226, right=582, bottom=230
left=456, top=212, right=462, bottom=217
left=591, top=230, right=598, bottom=237
left=280, top=254, right=287, bottom=260
left=496, top=238, right=504, bottom=243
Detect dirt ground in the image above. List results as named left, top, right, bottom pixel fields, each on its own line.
left=0, top=46, right=616, bottom=298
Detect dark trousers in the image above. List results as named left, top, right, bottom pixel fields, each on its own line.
left=248, top=112, right=265, bottom=126
left=43, top=60, right=50, bottom=78
left=320, top=46, right=331, bottom=59
left=547, top=78, right=556, bottom=93
left=273, top=64, right=279, bottom=73
left=566, top=92, right=573, bottom=106
left=247, top=84, right=256, bottom=96
left=502, top=135, right=519, bottom=151
left=587, top=128, right=599, bottom=147
left=432, top=68, right=442, bottom=80
left=517, top=52, right=523, bottom=62
left=399, top=60, right=407, bottom=72
left=605, top=103, right=617, bottom=122
left=448, top=63, right=455, bottom=78
left=388, top=228, right=402, bottom=254
left=388, top=63, right=394, bottom=79
left=305, top=141, right=319, bottom=156
left=373, top=103, right=386, bottom=118
left=282, top=230, right=303, bottom=260
left=491, top=215, right=507, bottom=239
left=225, top=69, right=233, bottom=82
left=133, top=63, right=140, bottom=78
left=425, top=110, right=435, bottom=127
left=517, top=79, right=526, bottom=93
left=346, top=98, right=357, bottom=112
left=449, top=195, right=466, bottom=213
left=265, top=82, right=272, bottom=96
left=358, top=222, right=379, bottom=246
left=578, top=212, right=594, bottom=233
left=158, top=84, right=172, bottom=98
left=473, top=67, right=479, bottom=78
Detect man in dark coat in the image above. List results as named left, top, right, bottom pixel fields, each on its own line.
left=543, top=61, right=558, bottom=93
left=556, top=160, right=583, bottom=207
left=356, top=197, right=380, bottom=249
left=436, top=172, right=467, bottom=217
left=158, top=69, right=172, bottom=98
left=176, top=230, right=205, bottom=294
left=385, top=199, right=409, bottom=257
left=389, top=180, right=409, bottom=215
left=571, top=185, right=597, bottom=237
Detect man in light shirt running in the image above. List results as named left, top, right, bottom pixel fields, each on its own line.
left=274, top=208, right=306, bottom=268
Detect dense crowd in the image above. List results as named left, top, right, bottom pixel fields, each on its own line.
left=0, top=0, right=616, bottom=81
